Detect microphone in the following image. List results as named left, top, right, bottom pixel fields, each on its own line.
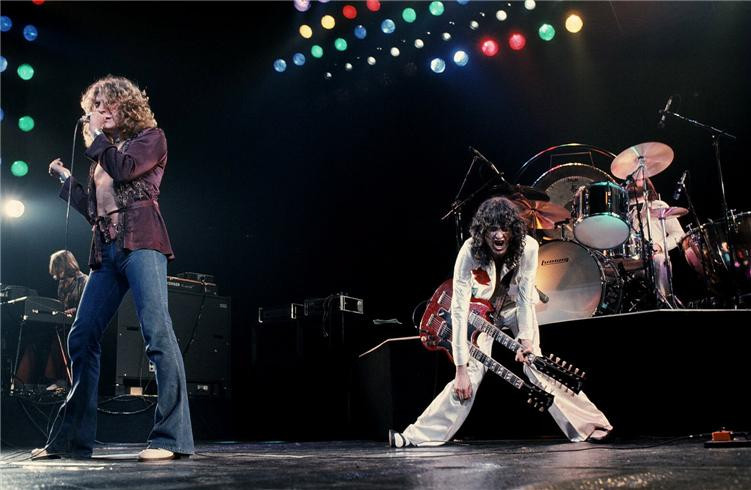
left=79, top=112, right=92, bottom=123
left=535, top=287, right=549, bottom=304
left=673, top=170, right=688, bottom=201
left=657, top=95, right=673, bottom=128
left=468, top=146, right=501, bottom=175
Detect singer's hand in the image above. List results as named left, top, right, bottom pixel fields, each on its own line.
left=48, top=158, right=71, bottom=181
left=515, top=338, right=533, bottom=365
left=89, top=111, right=106, bottom=138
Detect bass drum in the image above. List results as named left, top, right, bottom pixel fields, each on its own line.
left=535, top=240, right=622, bottom=325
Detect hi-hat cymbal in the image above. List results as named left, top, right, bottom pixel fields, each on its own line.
left=489, top=183, right=550, bottom=202
left=611, top=142, right=674, bottom=180
left=512, top=197, right=571, bottom=230
left=650, top=206, right=688, bottom=219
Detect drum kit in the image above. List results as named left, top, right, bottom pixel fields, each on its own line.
left=446, top=140, right=749, bottom=326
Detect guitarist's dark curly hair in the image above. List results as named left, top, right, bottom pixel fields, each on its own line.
left=469, top=197, right=526, bottom=269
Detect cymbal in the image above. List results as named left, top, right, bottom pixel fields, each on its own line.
left=650, top=206, right=688, bottom=219
left=489, top=183, right=550, bottom=202
left=512, top=197, right=571, bottom=230
left=611, top=142, right=674, bottom=180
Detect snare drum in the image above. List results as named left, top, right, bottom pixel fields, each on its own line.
left=535, top=240, right=623, bottom=325
left=573, top=181, right=630, bottom=250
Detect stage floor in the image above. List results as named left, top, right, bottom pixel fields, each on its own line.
left=2, top=439, right=750, bottom=489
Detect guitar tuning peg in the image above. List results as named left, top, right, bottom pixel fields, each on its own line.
left=561, top=360, right=567, bottom=367
left=574, top=367, right=579, bottom=374
left=555, top=356, right=561, bottom=363
left=548, top=353, right=554, bottom=359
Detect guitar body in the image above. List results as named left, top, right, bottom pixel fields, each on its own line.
left=419, top=279, right=554, bottom=412
left=419, top=279, right=484, bottom=359
left=420, top=278, right=585, bottom=396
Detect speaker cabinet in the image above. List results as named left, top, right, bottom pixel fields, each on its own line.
left=100, top=289, right=231, bottom=398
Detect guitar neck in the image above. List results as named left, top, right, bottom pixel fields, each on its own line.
left=468, top=311, right=520, bottom=351
left=469, top=344, right=525, bottom=390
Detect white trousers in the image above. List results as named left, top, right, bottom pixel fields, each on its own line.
left=402, top=308, right=612, bottom=445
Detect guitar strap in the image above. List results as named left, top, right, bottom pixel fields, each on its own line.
left=492, top=265, right=517, bottom=328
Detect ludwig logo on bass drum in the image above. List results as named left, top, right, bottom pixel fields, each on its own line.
left=541, top=257, right=569, bottom=266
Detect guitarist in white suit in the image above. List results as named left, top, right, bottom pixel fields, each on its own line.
left=389, top=197, right=612, bottom=447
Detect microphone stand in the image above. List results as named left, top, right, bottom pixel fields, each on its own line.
left=442, top=153, right=506, bottom=251
left=661, top=109, right=740, bottom=306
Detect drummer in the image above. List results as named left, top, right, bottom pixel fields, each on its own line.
left=626, top=175, right=686, bottom=300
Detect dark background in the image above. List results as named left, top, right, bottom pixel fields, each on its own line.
left=2, top=1, right=750, bottom=440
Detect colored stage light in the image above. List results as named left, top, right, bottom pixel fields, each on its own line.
left=381, top=19, right=395, bottom=34
left=453, top=50, right=469, bottom=66
left=4, top=200, right=25, bottom=218
left=524, top=0, right=536, bottom=11
left=470, top=20, right=479, bottom=30
left=335, top=38, right=348, bottom=51
left=293, top=53, right=306, bottom=66
left=457, top=0, right=469, bottom=4
left=299, top=24, right=313, bottom=39
left=342, top=5, right=357, bottom=20
left=345, top=63, right=353, bottom=71
left=311, top=45, right=324, bottom=58
left=321, top=15, right=335, bottom=30
left=509, top=33, right=526, bottom=51
left=273, top=59, right=287, bottom=73
left=0, top=16, right=11, bottom=32
left=442, top=32, right=451, bottom=41
left=429, top=2, right=444, bottom=16
left=496, top=10, right=507, bottom=21
left=390, top=47, right=400, bottom=57
left=430, top=58, right=446, bottom=73
left=480, top=38, right=499, bottom=57
left=32, top=0, right=46, bottom=4
left=294, top=0, right=311, bottom=13
left=367, top=56, right=376, bottom=65
left=18, top=116, right=35, bottom=132
left=402, top=8, right=416, bottom=23
left=538, top=24, right=555, bottom=41
left=0, top=108, right=4, bottom=122
left=23, top=25, right=38, bottom=41
left=366, top=0, right=380, bottom=12
left=0, top=56, right=7, bottom=72
left=354, top=25, right=367, bottom=39
left=414, top=39, right=424, bottom=48
left=565, top=14, right=583, bottom=33
left=324, top=72, right=332, bottom=80
left=17, top=64, right=34, bottom=80
left=11, top=160, right=29, bottom=177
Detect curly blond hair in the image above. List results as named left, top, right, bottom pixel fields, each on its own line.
left=80, top=75, right=157, bottom=147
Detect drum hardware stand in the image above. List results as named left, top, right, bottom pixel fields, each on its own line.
left=660, top=107, right=741, bottom=307
left=656, top=211, right=683, bottom=308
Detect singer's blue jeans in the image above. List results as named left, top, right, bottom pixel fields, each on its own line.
left=50, top=243, right=194, bottom=457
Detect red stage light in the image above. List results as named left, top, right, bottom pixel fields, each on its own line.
left=32, top=0, right=45, bottom=4
left=480, top=38, right=499, bottom=57
left=366, top=0, right=381, bottom=12
left=342, top=5, right=357, bottom=19
left=509, top=33, right=526, bottom=51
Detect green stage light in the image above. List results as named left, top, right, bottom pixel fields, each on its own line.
left=17, top=63, right=34, bottom=80
left=311, top=45, right=324, bottom=58
left=402, top=8, right=416, bottom=23
left=429, top=2, right=444, bottom=16
left=11, top=160, right=29, bottom=177
left=539, top=24, right=555, bottom=41
left=334, top=38, right=348, bottom=51
left=18, top=115, right=35, bottom=132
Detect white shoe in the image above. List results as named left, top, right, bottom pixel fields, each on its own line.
left=388, top=430, right=412, bottom=448
left=138, top=448, right=176, bottom=461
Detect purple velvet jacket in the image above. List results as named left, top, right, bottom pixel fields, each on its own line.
left=60, top=127, right=175, bottom=269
